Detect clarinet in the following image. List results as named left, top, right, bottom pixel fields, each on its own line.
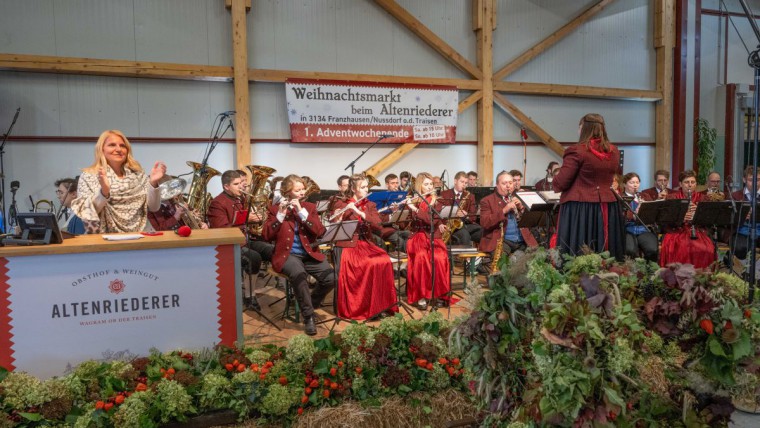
left=686, top=189, right=697, bottom=240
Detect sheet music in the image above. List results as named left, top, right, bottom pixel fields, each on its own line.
left=438, top=205, right=458, bottom=219
left=515, top=191, right=546, bottom=210
left=538, top=190, right=561, bottom=202
left=318, top=220, right=359, bottom=244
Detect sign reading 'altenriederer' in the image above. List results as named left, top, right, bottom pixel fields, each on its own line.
left=4, top=247, right=225, bottom=379
left=285, top=79, right=458, bottom=143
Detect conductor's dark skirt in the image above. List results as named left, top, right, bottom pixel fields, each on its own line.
left=556, top=201, right=625, bottom=261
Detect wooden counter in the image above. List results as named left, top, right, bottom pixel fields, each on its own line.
left=0, top=228, right=246, bottom=257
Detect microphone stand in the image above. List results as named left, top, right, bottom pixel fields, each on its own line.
left=724, top=180, right=741, bottom=276
left=739, top=0, right=759, bottom=302
left=0, top=108, right=20, bottom=233
left=413, top=190, right=442, bottom=311
left=611, top=190, right=653, bottom=234
left=344, top=135, right=389, bottom=175
left=198, top=112, right=234, bottom=220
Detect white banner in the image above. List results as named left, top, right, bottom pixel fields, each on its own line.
left=7, top=247, right=221, bottom=378
left=285, top=79, right=459, bottom=143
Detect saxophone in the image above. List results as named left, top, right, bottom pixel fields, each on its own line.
left=442, top=190, right=470, bottom=244
left=490, top=221, right=505, bottom=274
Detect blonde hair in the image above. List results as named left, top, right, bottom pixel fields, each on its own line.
left=280, top=174, right=305, bottom=198
left=348, top=174, right=368, bottom=199
left=84, top=130, right=143, bottom=174
left=414, top=172, right=438, bottom=204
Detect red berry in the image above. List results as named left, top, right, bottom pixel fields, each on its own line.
left=355, top=367, right=363, bottom=374
left=95, top=401, right=105, bottom=410
left=224, top=363, right=233, bottom=371
left=237, top=364, right=246, bottom=372
left=114, top=395, right=125, bottom=405
left=279, top=376, right=288, bottom=385
left=104, top=403, right=114, bottom=411
left=298, top=407, right=304, bottom=415
left=330, top=367, right=337, bottom=376
left=323, top=389, right=330, bottom=398
left=301, top=395, right=309, bottom=404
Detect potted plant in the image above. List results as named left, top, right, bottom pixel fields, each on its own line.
left=695, top=118, right=718, bottom=185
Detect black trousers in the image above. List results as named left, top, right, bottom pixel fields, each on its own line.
left=280, top=253, right=336, bottom=319
left=451, top=223, right=483, bottom=246
left=624, top=232, right=658, bottom=262
left=242, top=240, right=274, bottom=274
left=730, top=233, right=760, bottom=260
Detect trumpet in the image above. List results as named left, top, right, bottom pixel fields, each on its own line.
left=328, top=195, right=368, bottom=221
left=377, top=190, right=435, bottom=213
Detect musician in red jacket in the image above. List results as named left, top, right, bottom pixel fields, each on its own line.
left=331, top=174, right=396, bottom=320
left=262, top=174, right=335, bottom=335
left=478, top=171, right=525, bottom=272
left=406, top=172, right=450, bottom=310
left=640, top=170, right=672, bottom=201
left=553, top=113, right=625, bottom=260
left=659, top=170, right=715, bottom=268
left=438, top=171, right=481, bottom=246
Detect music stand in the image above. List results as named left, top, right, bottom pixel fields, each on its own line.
left=316, top=220, right=359, bottom=331
left=692, top=201, right=740, bottom=228
left=383, top=204, right=417, bottom=318
left=636, top=199, right=690, bottom=229
left=368, top=191, right=407, bottom=212
left=468, top=186, right=495, bottom=205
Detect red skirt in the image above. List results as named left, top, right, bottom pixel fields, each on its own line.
left=406, top=232, right=450, bottom=303
left=337, top=240, right=397, bottom=320
left=659, top=226, right=716, bottom=269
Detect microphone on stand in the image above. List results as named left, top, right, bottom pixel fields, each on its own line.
left=10, top=180, right=19, bottom=193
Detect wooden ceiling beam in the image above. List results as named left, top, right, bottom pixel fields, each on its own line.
left=249, top=68, right=481, bottom=90
left=363, top=89, right=484, bottom=177
left=229, top=0, right=251, bottom=169
left=475, top=0, right=495, bottom=185
left=0, top=53, right=233, bottom=81
left=494, top=81, right=661, bottom=101
left=493, top=0, right=616, bottom=81
left=493, top=92, right=564, bottom=156
left=373, top=0, right=483, bottom=80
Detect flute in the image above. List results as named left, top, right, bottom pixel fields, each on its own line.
left=377, top=190, right=435, bottom=213
left=328, top=195, right=368, bottom=221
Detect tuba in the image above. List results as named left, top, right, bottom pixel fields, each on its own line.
left=243, top=165, right=276, bottom=236
left=159, top=177, right=202, bottom=229
left=34, top=199, right=54, bottom=213
left=364, top=173, right=381, bottom=189
left=301, top=176, right=321, bottom=201
left=185, top=161, right=220, bottom=221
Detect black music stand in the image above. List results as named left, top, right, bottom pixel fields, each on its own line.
left=381, top=204, right=417, bottom=318
left=516, top=190, right=559, bottom=246
left=240, top=249, right=281, bottom=332
left=636, top=199, right=690, bottom=230
left=316, top=220, right=359, bottom=331
left=692, top=201, right=739, bottom=229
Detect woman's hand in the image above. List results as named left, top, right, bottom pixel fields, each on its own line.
left=438, top=224, right=447, bottom=234
left=98, top=168, right=110, bottom=198
left=149, top=161, right=167, bottom=187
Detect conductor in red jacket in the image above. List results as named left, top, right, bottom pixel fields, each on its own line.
left=262, top=174, right=335, bottom=335
left=553, top=113, right=625, bottom=260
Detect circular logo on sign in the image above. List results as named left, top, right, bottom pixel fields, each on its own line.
left=109, top=279, right=126, bottom=294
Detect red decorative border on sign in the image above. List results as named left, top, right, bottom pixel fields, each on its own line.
left=0, top=258, right=15, bottom=371
left=289, top=123, right=457, bottom=144
left=215, top=245, right=237, bottom=346
left=286, top=78, right=457, bottom=91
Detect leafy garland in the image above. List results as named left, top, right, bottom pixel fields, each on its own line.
left=451, top=248, right=760, bottom=427
left=0, top=312, right=467, bottom=427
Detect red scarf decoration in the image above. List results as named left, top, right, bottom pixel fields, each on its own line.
left=588, top=137, right=611, bottom=161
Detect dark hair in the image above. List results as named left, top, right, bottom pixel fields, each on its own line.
left=678, top=170, right=697, bottom=183
left=54, top=177, right=78, bottom=193
left=221, top=170, right=242, bottom=186
left=654, top=169, right=670, bottom=180
left=546, top=162, right=559, bottom=171
left=623, top=172, right=640, bottom=184
left=337, top=175, right=349, bottom=186
left=400, top=171, right=410, bottom=179
left=578, top=113, right=611, bottom=152
left=467, top=171, right=478, bottom=178
left=384, top=173, right=398, bottom=183
left=454, top=171, right=467, bottom=180
left=744, top=166, right=757, bottom=178
left=508, top=169, right=522, bottom=178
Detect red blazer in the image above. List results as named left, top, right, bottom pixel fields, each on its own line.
left=640, top=186, right=672, bottom=201
left=553, top=143, right=620, bottom=204
left=207, top=192, right=244, bottom=229
left=408, top=197, right=445, bottom=239
left=148, top=202, right=181, bottom=231
left=477, top=192, right=514, bottom=252
left=437, top=189, right=477, bottom=223
left=263, top=201, right=326, bottom=272
left=332, top=198, right=382, bottom=248
left=534, top=178, right=552, bottom=191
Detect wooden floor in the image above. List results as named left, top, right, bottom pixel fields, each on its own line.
left=240, top=261, right=486, bottom=347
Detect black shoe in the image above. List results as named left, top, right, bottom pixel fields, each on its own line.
left=304, top=317, right=317, bottom=336
left=434, top=299, right=448, bottom=308
left=400, top=269, right=407, bottom=278
left=311, top=294, right=324, bottom=309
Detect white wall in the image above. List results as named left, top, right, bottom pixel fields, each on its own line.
left=0, top=0, right=657, bottom=203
